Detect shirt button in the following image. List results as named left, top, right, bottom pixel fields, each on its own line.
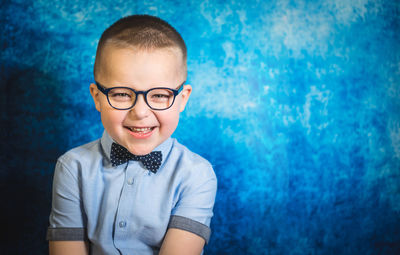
left=127, top=178, right=134, bottom=185
left=119, top=221, right=127, bottom=228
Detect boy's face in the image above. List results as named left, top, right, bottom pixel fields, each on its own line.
left=90, top=45, right=191, bottom=155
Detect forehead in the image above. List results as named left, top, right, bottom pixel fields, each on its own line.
left=96, top=44, right=186, bottom=86
left=99, top=43, right=185, bottom=68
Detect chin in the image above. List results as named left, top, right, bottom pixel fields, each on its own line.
left=125, top=144, right=155, bottom=156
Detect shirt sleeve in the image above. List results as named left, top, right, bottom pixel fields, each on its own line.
left=47, top=156, right=87, bottom=241
left=169, top=160, right=217, bottom=243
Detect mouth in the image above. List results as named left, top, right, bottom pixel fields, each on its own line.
left=126, top=126, right=154, bottom=133
left=125, top=126, right=156, bottom=139
left=126, top=127, right=154, bottom=134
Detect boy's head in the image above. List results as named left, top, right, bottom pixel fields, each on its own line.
left=90, top=15, right=192, bottom=155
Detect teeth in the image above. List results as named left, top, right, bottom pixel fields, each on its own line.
left=129, top=127, right=152, bottom=132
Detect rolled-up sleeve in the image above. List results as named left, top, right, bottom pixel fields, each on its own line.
left=47, top=157, right=87, bottom=241
left=170, top=161, right=217, bottom=243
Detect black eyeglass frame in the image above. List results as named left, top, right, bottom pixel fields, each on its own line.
left=95, top=81, right=185, bottom=111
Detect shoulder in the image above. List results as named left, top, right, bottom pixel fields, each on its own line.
left=169, top=139, right=217, bottom=183
left=56, top=138, right=102, bottom=172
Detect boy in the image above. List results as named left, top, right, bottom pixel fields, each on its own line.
left=47, top=15, right=217, bottom=255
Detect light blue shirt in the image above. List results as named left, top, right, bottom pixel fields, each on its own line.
left=47, top=131, right=217, bottom=255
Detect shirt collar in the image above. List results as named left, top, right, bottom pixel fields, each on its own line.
left=100, top=130, right=173, bottom=166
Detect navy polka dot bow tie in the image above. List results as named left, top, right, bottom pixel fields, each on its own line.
left=110, top=143, right=162, bottom=173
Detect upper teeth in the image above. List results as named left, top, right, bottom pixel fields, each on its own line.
left=131, top=127, right=151, bottom=132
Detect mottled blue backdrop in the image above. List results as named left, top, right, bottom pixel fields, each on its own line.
left=1, top=0, right=399, bottom=254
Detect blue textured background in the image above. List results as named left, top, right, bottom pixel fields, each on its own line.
left=1, top=0, right=399, bottom=254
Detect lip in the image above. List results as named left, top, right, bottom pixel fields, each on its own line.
left=125, top=126, right=156, bottom=139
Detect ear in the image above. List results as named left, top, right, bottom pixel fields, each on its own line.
left=90, top=83, right=101, bottom=112
left=179, top=84, right=192, bottom=112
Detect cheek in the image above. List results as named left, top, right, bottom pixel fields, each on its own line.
left=157, top=111, right=180, bottom=133
left=101, top=109, right=126, bottom=129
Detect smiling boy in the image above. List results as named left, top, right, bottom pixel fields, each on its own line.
left=47, top=15, right=217, bottom=255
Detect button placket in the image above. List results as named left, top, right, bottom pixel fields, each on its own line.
left=125, top=161, right=136, bottom=186
left=114, top=162, right=138, bottom=244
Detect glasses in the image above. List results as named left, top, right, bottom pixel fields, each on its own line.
left=95, top=81, right=185, bottom=110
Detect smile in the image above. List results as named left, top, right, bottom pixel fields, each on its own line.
left=125, top=126, right=156, bottom=139
left=127, top=127, right=154, bottom=133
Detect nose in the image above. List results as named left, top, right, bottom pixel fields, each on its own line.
left=129, top=94, right=150, bottom=119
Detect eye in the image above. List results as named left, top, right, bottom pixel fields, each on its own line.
left=149, top=92, right=173, bottom=102
left=152, top=94, right=170, bottom=99
left=108, top=88, right=134, bottom=102
left=111, top=92, right=131, bottom=98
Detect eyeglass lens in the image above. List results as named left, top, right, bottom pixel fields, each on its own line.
left=108, top=88, right=176, bottom=110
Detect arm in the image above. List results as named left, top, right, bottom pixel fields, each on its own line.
left=159, top=228, right=205, bottom=255
left=47, top=159, right=88, bottom=252
left=49, top=241, right=89, bottom=255
left=161, top=160, right=217, bottom=254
